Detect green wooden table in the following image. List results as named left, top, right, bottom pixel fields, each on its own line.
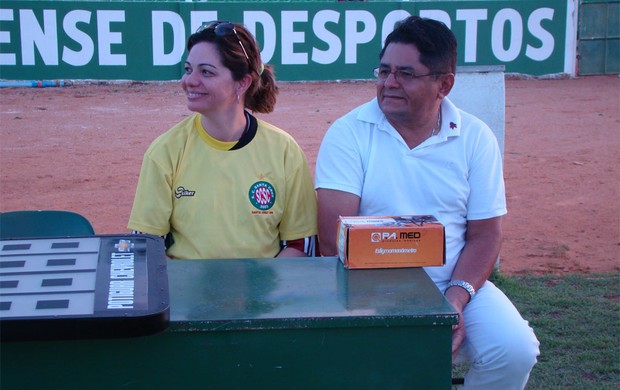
left=1, top=257, right=457, bottom=389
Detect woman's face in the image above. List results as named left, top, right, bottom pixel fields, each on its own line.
left=180, top=41, right=239, bottom=115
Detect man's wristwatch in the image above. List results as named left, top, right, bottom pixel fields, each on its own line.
left=447, top=280, right=476, bottom=302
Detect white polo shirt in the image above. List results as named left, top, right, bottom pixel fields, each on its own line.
left=315, top=97, right=506, bottom=283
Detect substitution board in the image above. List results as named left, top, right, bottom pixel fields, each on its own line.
left=0, top=234, right=169, bottom=341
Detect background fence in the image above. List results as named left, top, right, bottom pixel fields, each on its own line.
left=578, top=0, right=619, bottom=75
left=0, top=0, right=617, bottom=81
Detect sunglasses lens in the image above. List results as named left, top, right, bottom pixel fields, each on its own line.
left=195, top=21, right=250, bottom=63
left=197, top=21, right=230, bottom=34
left=214, top=23, right=234, bottom=37
left=197, top=21, right=215, bottom=33
left=197, top=21, right=235, bottom=36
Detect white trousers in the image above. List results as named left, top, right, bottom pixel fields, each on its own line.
left=446, top=280, right=541, bottom=389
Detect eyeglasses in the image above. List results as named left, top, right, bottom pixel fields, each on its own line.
left=197, top=21, right=250, bottom=63
left=373, top=67, right=446, bottom=83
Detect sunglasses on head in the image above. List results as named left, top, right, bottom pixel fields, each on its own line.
left=197, top=21, right=250, bottom=63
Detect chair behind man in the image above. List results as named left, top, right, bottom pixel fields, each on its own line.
left=0, top=210, right=95, bottom=239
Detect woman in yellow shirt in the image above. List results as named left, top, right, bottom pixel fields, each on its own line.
left=128, top=21, right=317, bottom=259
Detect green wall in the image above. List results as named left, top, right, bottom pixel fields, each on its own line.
left=0, top=1, right=574, bottom=81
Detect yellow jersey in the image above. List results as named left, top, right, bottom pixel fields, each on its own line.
left=128, top=113, right=317, bottom=259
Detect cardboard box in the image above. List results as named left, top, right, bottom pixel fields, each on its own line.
left=337, top=215, right=445, bottom=269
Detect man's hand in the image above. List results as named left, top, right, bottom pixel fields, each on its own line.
left=451, top=308, right=466, bottom=359
left=445, top=286, right=471, bottom=359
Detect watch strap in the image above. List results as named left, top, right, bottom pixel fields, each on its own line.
left=447, top=280, right=476, bottom=302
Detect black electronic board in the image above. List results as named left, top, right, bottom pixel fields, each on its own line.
left=0, top=235, right=169, bottom=341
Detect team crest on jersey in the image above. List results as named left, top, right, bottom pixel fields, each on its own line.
left=249, top=181, right=276, bottom=210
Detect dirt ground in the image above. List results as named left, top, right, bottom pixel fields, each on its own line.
left=1, top=75, right=618, bottom=275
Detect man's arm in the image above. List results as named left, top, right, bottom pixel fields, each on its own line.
left=445, top=216, right=503, bottom=358
left=448, top=216, right=503, bottom=297
left=316, top=188, right=361, bottom=256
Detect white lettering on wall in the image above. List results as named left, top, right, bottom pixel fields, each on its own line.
left=0, top=5, right=561, bottom=73
left=492, top=8, right=523, bottom=62
left=152, top=11, right=185, bottom=66
left=345, top=10, right=375, bottom=64
left=457, top=9, right=488, bottom=63
left=526, top=8, right=555, bottom=61
left=62, top=10, right=93, bottom=66
left=312, top=10, right=340, bottom=64
left=0, top=9, right=16, bottom=65
left=97, top=10, right=125, bottom=66
left=281, top=10, right=308, bottom=65
left=20, top=9, right=59, bottom=65
left=245, top=10, right=276, bottom=63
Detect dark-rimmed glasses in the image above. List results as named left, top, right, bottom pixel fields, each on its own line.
left=197, top=21, right=249, bottom=63
left=373, top=67, right=447, bottom=83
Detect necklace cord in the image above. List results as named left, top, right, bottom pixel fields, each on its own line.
left=430, top=109, right=441, bottom=137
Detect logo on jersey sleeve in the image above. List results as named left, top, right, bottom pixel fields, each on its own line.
left=175, top=186, right=196, bottom=198
left=249, top=181, right=276, bottom=211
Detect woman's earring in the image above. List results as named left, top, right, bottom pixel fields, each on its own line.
left=236, top=92, right=240, bottom=104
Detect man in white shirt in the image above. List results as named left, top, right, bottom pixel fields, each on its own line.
left=315, top=16, right=539, bottom=389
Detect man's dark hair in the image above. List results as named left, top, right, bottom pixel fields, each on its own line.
left=380, top=16, right=457, bottom=74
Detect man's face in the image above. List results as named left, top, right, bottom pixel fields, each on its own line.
left=376, top=42, right=441, bottom=121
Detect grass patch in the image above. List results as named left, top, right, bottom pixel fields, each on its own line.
left=485, top=272, right=620, bottom=389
